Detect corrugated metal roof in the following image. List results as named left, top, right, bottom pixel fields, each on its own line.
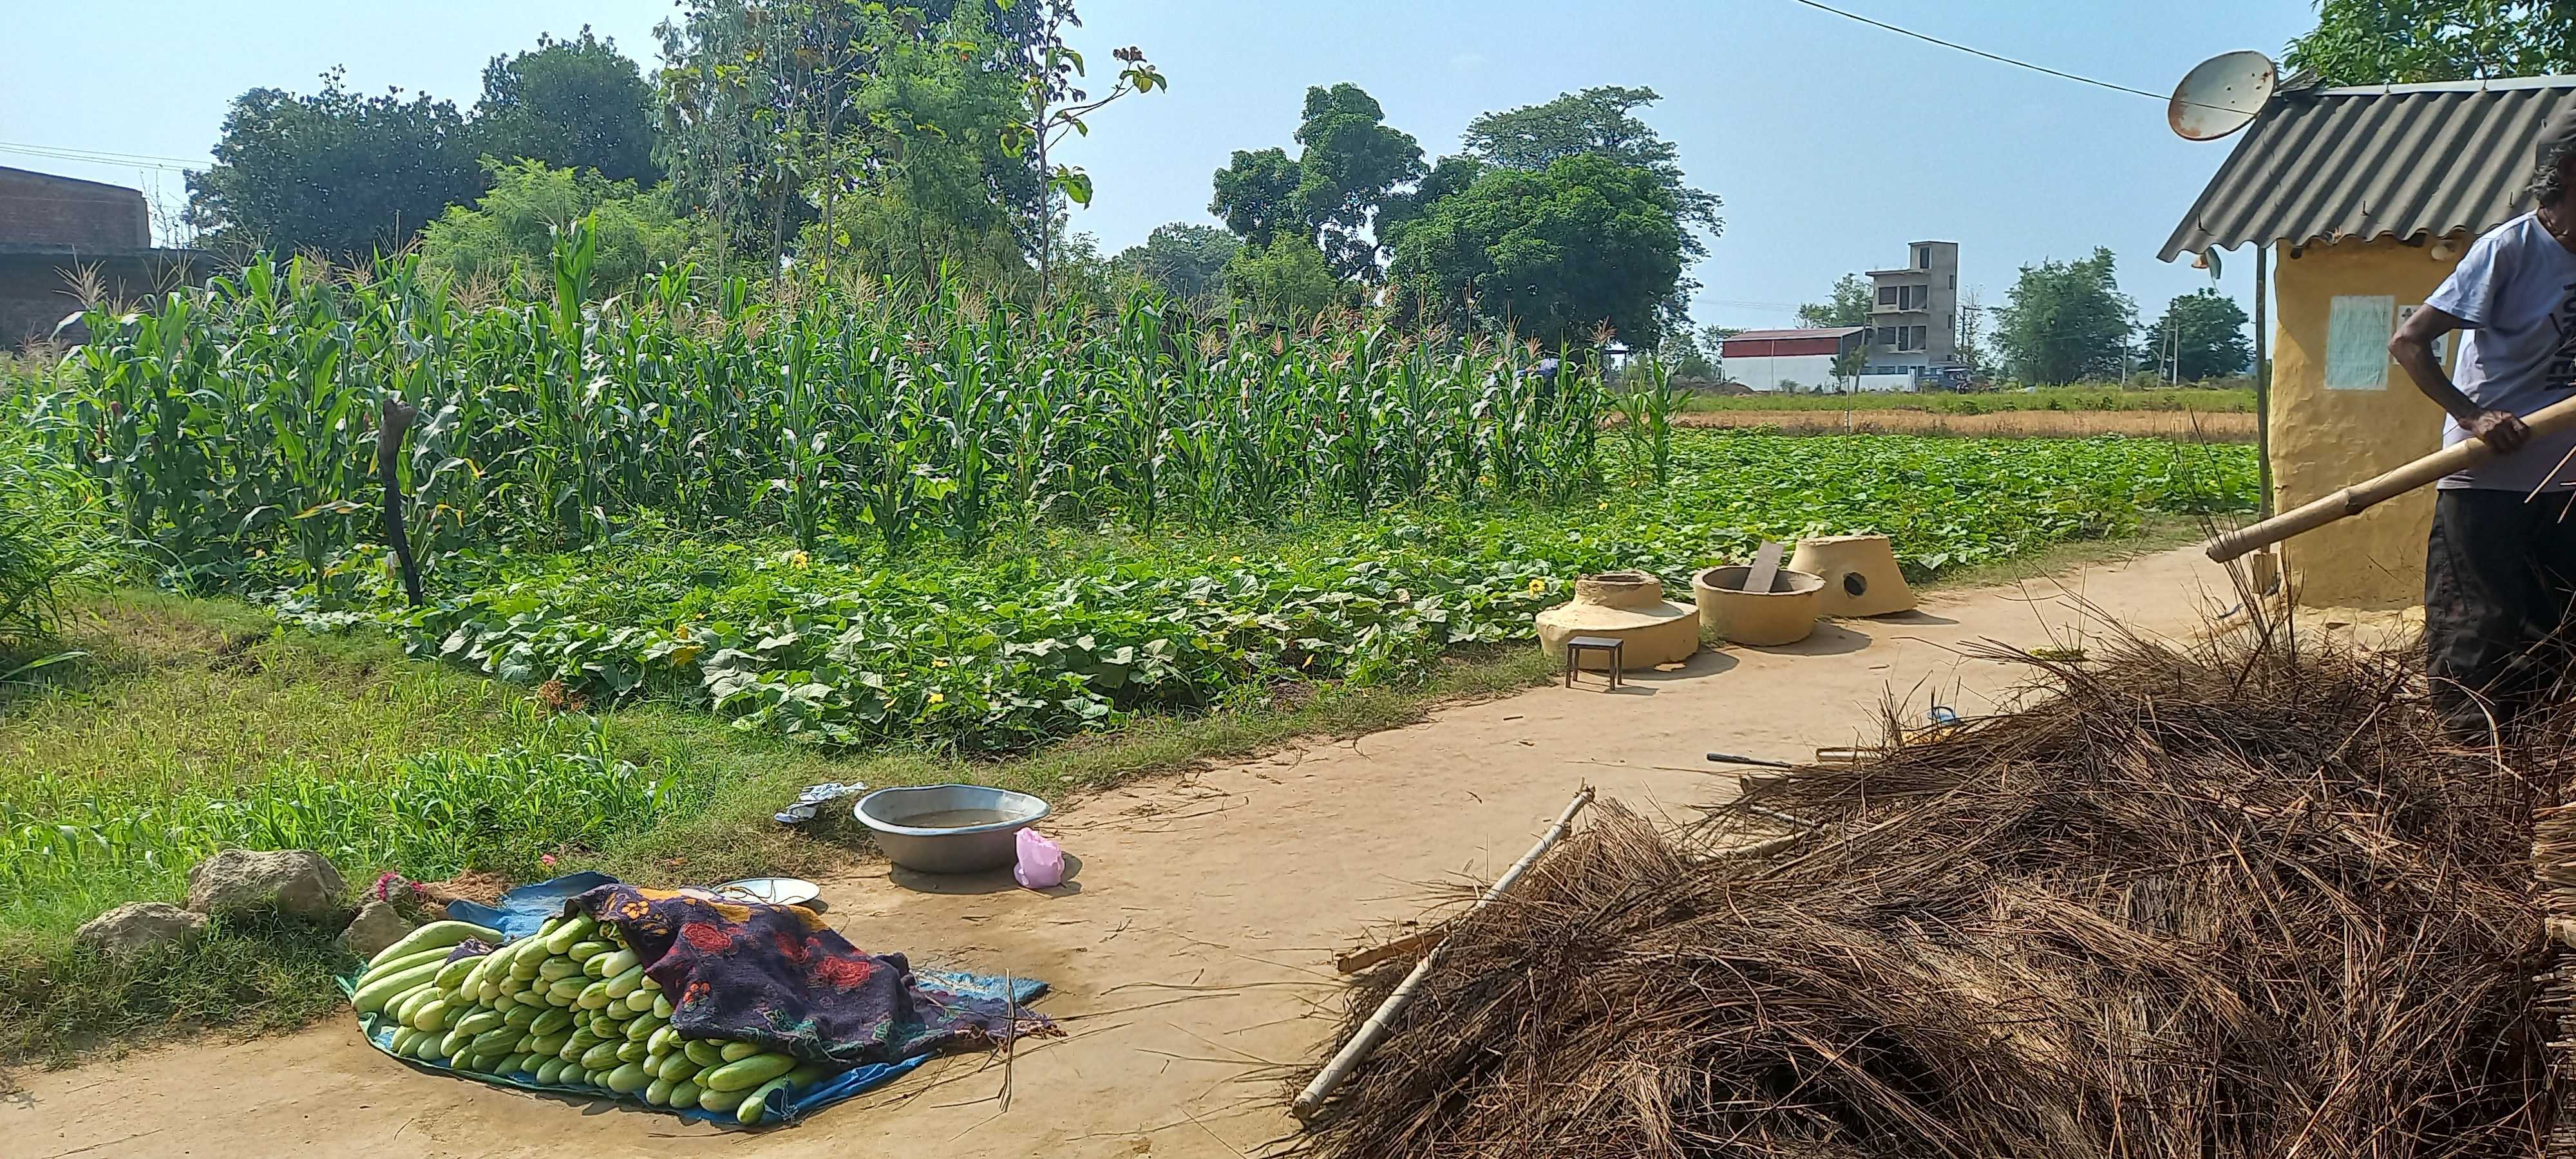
left=1723, top=327, right=1867, bottom=341
left=2160, top=75, right=2576, bottom=262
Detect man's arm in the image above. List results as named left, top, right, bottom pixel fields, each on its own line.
left=2391, top=303, right=2528, bottom=451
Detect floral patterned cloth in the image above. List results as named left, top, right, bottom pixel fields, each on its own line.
left=570, top=883, right=1043, bottom=1066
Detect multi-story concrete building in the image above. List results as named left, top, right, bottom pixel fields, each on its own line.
left=1863, top=240, right=1960, bottom=379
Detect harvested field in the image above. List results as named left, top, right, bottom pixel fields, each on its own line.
left=1674, top=407, right=2255, bottom=440
left=1300, top=624, right=2555, bottom=1157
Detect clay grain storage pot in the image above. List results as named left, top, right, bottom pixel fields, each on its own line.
left=1692, top=565, right=1824, bottom=646
left=1789, top=534, right=1915, bottom=617
left=1534, top=570, right=1700, bottom=668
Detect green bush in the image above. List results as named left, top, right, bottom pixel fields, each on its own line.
left=418, top=159, right=699, bottom=290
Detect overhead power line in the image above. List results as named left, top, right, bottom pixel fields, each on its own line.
left=0, top=140, right=209, bottom=172
left=1785, top=0, right=2213, bottom=109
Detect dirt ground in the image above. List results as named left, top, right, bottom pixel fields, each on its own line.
left=1676, top=408, right=2256, bottom=440
left=2, top=545, right=2244, bottom=1159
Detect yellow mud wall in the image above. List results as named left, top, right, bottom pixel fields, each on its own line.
left=2269, top=235, right=2463, bottom=608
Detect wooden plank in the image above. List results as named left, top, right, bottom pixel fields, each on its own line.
left=1743, top=540, right=1785, bottom=594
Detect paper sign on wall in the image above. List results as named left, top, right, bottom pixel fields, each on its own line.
left=2325, top=295, right=2396, bottom=390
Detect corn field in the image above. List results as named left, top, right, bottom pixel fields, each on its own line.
left=31, top=227, right=1605, bottom=594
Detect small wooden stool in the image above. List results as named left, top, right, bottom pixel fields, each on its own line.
left=1564, top=635, right=1625, bottom=688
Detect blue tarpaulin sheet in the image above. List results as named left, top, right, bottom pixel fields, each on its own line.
left=348, top=874, right=1044, bottom=1129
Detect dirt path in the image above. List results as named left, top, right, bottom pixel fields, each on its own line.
left=1676, top=407, right=2255, bottom=440
left=3, top=546, right=2240, bottom=1159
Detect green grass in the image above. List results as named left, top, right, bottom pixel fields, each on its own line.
left=1678, top=385, right=2255, bottom=414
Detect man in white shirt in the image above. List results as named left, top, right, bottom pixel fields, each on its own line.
left=2389, top=106, right=2576, bottom=736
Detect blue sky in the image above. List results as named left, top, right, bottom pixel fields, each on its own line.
left=4, top=0, right=2320, bottom=332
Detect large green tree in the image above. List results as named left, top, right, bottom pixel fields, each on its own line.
left=1113, top=223, right=1240, bottom=302
left=1209, top=83, right=1423, bottom=280
left=2152, top=288, right=2253, bottom=381
left=814, top=12, right=1034, bottom=290
left=1460, top=86, right=1721, bottom=249
left=185, top=70, right=486, bottom=258
left=654, top=0, right=1049, bottom=270
left=1209, top=147, right=1304, bottom=247
left=1388, top=153, right=1686, bottom=348
left=476, top=28, right=661, bottom=185
left=1795, top=274, right=1873, bottom=329
left=418, top=160, right=697, bottom=290
left=2284, top=0, right=2575, bottom=84
left=1374, top=154, right=1482, bottom=259
left=1291, top=84, right=1425, bottom=279
left=1994, top=247, right=2136, bottom=384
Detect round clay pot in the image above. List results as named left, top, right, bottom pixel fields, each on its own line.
left=1692, top=565, right=1825, bottom=646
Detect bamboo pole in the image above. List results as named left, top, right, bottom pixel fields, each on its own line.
left=2204, top=395, right=2576, bottom=563
left=2253, top=243, right=2272, bottom=519
left=1292, top=786, right=1595, bottom=1121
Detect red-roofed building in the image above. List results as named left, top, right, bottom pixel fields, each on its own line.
left=1718, top=326, right=1867, bottom=391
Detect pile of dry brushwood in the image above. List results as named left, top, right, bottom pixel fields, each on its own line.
left=1302, top=631, right=2567, bottom=1158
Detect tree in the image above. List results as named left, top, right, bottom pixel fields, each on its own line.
left=1796, top=274, right=1873, bottom=329
left=185, top=71, right=486, bottom=258
left=1832, top=341, right=1870, bottom=390
left=2284, top=0, right=2575, bottom=84
left=654, top=0, right=868, bottom=267
left=1654, top=328, right=1718, bottom=381
left=1209, top=147, right=1304, bottom=247
left=1289, top=84, right=1425, bottom=279
left=1956, top=286, right=1990, bottom=377
left=1993, top=247, right=2136, bottom=384
left=1375, top=154, right=1481, bottom=257
left=1209, top=83, right=1423, bottom=279
left=654, top=1, right=1059, bottom=275
left=418, top=160, right=697, bottom=290
left=2152, top=288, right=2253, bottom=381
left=1113, top=223, right=1239, bottom=302
left=1460, top=86, right=1721, bottom=249
left=817, top=12, right=1035, bottom=290
left=475, top=28, right=661, bottom=185
left=1389, top=153, right=1687, bottom=348
left=1224, top=233, right=1348, bottom=325
left=990, top=1, right=1164, bottom=303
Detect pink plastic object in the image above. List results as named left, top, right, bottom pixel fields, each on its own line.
left=1014, top=828, right=1066, bottom=889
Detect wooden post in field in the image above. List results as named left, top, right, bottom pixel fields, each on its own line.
left=377, top=400, right=424, bottom=608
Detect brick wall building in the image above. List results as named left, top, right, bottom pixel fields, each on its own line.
left=0, top=165, right=209, bottom=348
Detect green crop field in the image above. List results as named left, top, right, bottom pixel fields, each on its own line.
left=0, top=241, right=2257, bottom=1062
left=321, top=431, right=2249, bottom=753
left=1676, top=385, right=2257, bottom=414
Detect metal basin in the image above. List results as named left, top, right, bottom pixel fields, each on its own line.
left=854, top=784, right=1051, bottom=874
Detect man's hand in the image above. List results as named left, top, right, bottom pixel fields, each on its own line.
left=2467, top=408, right=2532, bottom=453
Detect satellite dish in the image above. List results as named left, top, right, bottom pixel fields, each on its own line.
left=2170, top=50, right=2278, bottom=141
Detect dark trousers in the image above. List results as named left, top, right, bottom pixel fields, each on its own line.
left=2425, top=488, right=2576, bottom=734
